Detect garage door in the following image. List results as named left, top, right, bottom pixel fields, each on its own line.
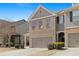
left=32, top=37, right=49, bottom=48
left=0, top=34, right=4, bottom=44
left=68, top=33, right=79, bottom=47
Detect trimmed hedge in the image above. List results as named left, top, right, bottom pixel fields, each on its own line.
left=48, top=44, right=54, bottom=50
left=48, top=42, right=64, bottom=50
left=21, top=45, right=24, bottom=49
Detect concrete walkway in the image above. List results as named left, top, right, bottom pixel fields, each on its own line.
left=0, top=47, right=16, bottom=53
left=0, top=48, right=47, bottom=56
left=1, top=47, right=79, bottom=56
left=51, top=48, right=79, bottom=56
left=30, top=49, right=57, bottom=56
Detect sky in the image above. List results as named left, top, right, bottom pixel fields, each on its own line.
left=0, top=3, right=72, bottom=21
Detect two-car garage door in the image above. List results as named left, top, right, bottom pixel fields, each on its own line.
left=68, top=33, right=79, bottom=47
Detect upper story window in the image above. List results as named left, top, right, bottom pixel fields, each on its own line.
left=11, top=26, right=15, bottom=28
left=46, top=18, right=51, bottom=28
left=66, top=12, right=72, bottom=22
left=73, top=10, right=79, bottom=16
left=68, top=10, right=79, bottom=22
left=32, top=20, right=36, bottom=30
left=59, top=16, right=64, bottom=24
left=38, top=19, right=43, bottom=29
left=39, top=10, right=45, bottom=17
left=57, top=15, right=64, bottom=24
left=72, top=10, right=79, bottom=21
left=39, top=11, right=42, bottom=17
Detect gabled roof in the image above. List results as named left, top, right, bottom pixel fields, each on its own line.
left=28, top=5, right=57, bottom=20
left=58, top=3, right=79, bottom=14
left=0, top=19, right=11, bottom=28
left=12, top=19, right=27, bottom=26
left=0, top=19, right=11, bottom=23
left=64, top=4, right=79, bottom=12
left=54, top=4, right=79, bottom=15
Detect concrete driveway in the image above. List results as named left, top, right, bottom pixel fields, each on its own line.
left=1, top=47, right=79, bottom=56
left=0, top=48, right=47, bottom=56
left=0, top=47, right=16, bottom=53
left=51, top=48, right=79, bottom=56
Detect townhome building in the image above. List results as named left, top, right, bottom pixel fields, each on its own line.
left=28, top=4, right=79, bottom=48
left=0, top=19, right=14, bottom=46
left=0, top=3, right=79, bottom=48
left=0, top=19, right=29, bottom=47
left=64, top=4, right=79, bottom=47
left=28, top=5, right=57, bottom=48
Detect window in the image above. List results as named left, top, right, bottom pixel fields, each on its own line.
left=66, top=12, right=71, bottom=22
left=32, top=20, right=36, bottom=30
left=40, top=11, right=42, bottom=17
left=38, top=19, right=43, bottom=29
left=59, top=15, right=64, bottom=24
left=39, top=10, right=42, bottom=13
left=73, top=10, right=79, bottom=16
left=68, top=10, right=79, bottom=22
left=39, top=10, right=45, bottom=17
left=38, top=11, right=41, bottom=17
left=11, top=26, right=15, bottom=28
left=46, top=18, right=51, bottom=28
left=73, top=10, right=79, bottom=21
left=35, top=10, right=42, bottom=18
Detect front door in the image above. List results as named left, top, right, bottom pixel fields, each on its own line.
left=58, top=32, right=65, bottom=46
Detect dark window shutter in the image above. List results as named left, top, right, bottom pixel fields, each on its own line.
left=70, top=11, right=73, bottom=22
left=56, top=16, right=59, bottom=24
left=63, top=15, right=64, bottom=23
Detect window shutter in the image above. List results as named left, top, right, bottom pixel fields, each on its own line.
left=63, top=15, right=64, bottom=23
left=70, top=11, right=73, bottom=22
left=56, top=16, right=59, bottom=24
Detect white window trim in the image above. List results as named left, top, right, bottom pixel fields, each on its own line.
left=66, top=26, right=79, bottom=29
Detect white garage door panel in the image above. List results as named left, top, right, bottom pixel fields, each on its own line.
left=32, top=37, right=49, bottom=48
left=68, top=33, right=79, bottom=47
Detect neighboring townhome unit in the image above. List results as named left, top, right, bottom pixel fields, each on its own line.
left=28, top=5, right=57, bottom=48
left=64, top=4, right=79, bottom=47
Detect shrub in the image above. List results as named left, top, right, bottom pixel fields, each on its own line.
left=48, top=42, right=64, bottom=50
left=21, top=45, right=24, bottom=49
left=53, top=42, right=64, bottom=49
left=15, top=45, right=19, bottom=49
left=48, top=43, right=54, bottom=50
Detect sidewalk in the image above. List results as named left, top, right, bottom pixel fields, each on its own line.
left=30, top=49, right=57, bottom=56
left=51, top=48, right=79, bottom=56
left=0, top=48, right=47, bottom=56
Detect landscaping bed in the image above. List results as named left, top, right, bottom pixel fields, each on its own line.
left=48, top=42, right=65, bottom=50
